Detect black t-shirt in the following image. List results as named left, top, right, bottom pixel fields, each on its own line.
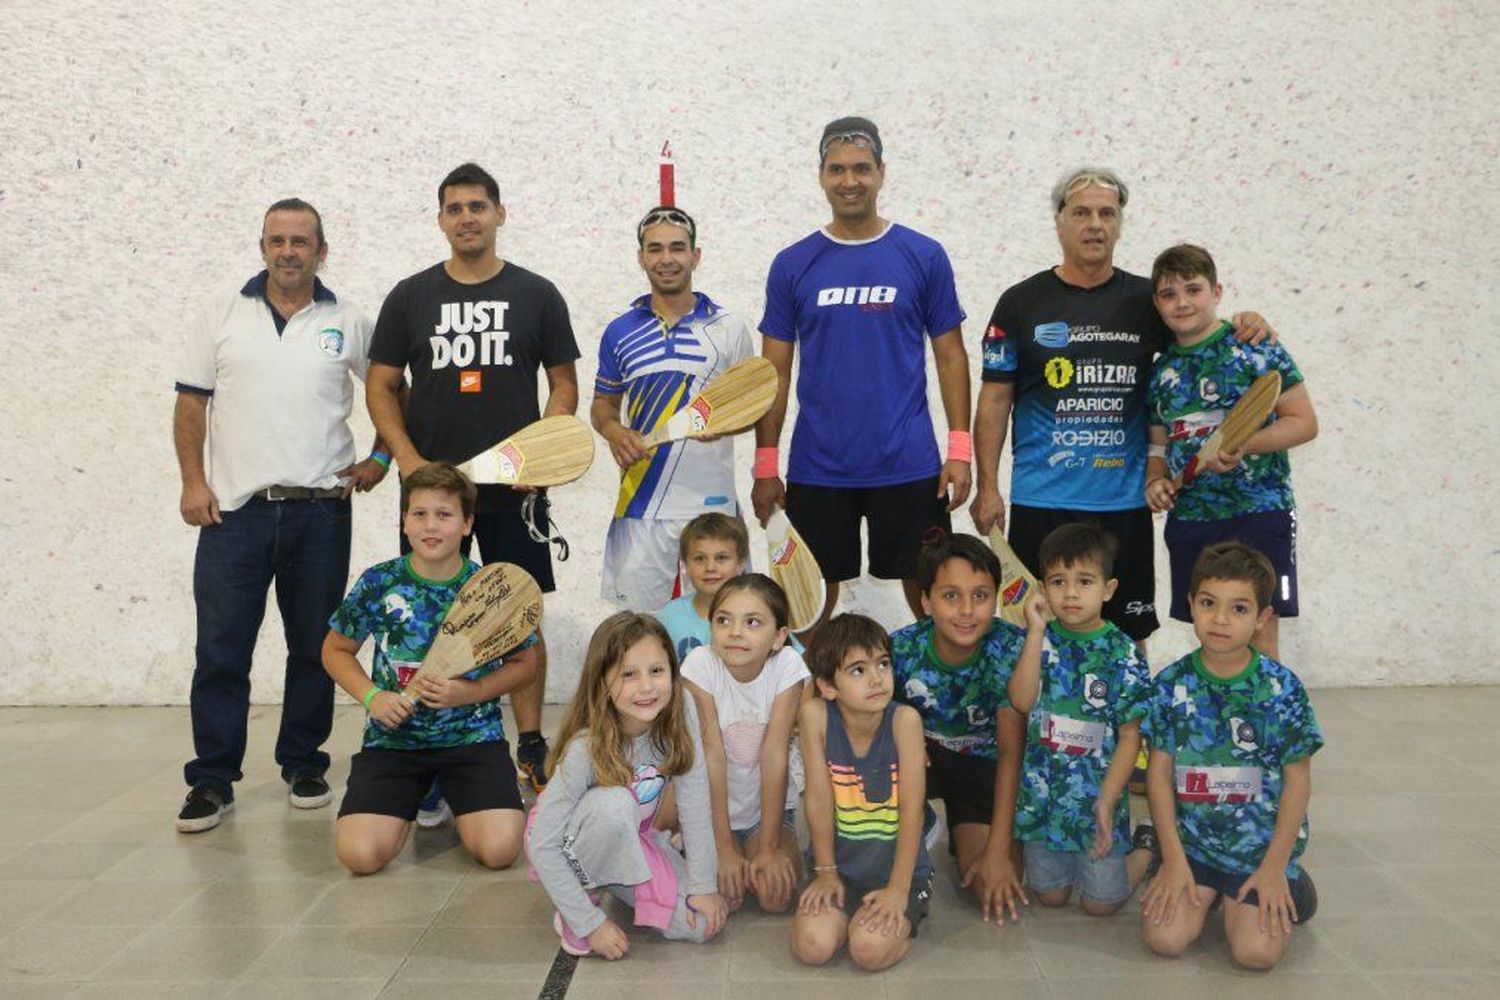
left=979, top=268, right=1170, bottom=510
left=370, top=261, right=580, bottom=464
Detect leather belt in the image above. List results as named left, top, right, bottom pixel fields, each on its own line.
left=256, top=486, right=346, bottom=501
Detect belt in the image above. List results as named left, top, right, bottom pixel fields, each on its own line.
left=256, top=485, right=346, bottom=501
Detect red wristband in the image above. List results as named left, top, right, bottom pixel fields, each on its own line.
left=947, top=430, right=973, bottom=463
left=753, top=447, right=780, bottom=479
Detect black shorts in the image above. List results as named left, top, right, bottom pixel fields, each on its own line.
left=337, top=740, right=524, bottom=820
left=840, top=873, right=934, bottom=936
left=1165, top=510, right=1298, bottom=622
left=1187, top=855, right=1312, bottom=921
left=398, top=484, right=556, bottom=593
left=785, top=477, right=950, bottom=582
left=926, top=742, right=997, bottom=832
left=1007, top=504, right=1159, bottom=641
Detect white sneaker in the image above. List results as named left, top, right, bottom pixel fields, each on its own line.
left=923, top=802, right=945, bottom=854
left=417, top=797, right=453, bottom=829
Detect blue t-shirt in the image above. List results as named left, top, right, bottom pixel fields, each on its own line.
left=329, top=555, right=534, bottom=751
left=1148, top=322, right=1304, bottom=521
left=760, top=224, right=966, bottom=487
left=982, top=268, right=1169, bottom=511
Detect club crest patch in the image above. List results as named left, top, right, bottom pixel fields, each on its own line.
left=317, top=327, right=345, bottom=357
left=1230, top=716, right=1260, bottom=753
left=1084, top=673, right=1109, bottom=709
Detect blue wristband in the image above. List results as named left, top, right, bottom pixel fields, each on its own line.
left=369, top=451, right=391, bottom=470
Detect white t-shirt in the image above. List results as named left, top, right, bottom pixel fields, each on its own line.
left=681, top=644, right=809, bottom=830
left=176, top=276, right=373, bottom=512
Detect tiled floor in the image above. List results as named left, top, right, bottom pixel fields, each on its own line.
left=2, top=687, right=1499, bottom=997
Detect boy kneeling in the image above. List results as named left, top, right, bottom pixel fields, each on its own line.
left=1140, top=542, right=1322, bottom=969
left=322, top=464, right=537, bottom=874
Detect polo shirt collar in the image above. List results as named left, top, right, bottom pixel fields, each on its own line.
left=239, top=270, right=338, bottom=304
left=629, top=290, right=718, bottom=325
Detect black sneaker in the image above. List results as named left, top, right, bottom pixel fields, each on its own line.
left=176, top=785, right=232, bottom=833
left=516, top=737, right=549, bottom=793
left=288, top=775, right=333, bottom=810
left=1133, top=822, right=1162, bottom=879
left=1290, top=867, right=1317, bottom=924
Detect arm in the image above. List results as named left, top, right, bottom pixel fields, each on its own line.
left=930, top=326, right=972, bottom=511
left=684, top=678, right=747, bottom=905
left=337, top=382, right=405, bottom=496
left=404, top=642, right=540, bottom=709
left=321, top=628, right=412, bottom=730
left=1244, top=383, right=1317, bottom=455
left=541, top=361, right=580, bottom=417
left=1139, top=746, right=1200, bottom=924
left=1145, top=424, right=1177, bottom=512
left=748, top=682, right=803, bottom=901
left=174, top=391, right=220, bottom=526
left=671, top=697, right=727, bottom=937
left=365, top=361, right=424, bottom=476
left=858, top=705, right=927, bottom=934
left=963, top=705, right=1029, bottom=922
left=796, top=699, right=844, bottom=914
left=750, top=335, right=795, bottom=525
left=1008, top=597, right=1048, bottom=714
left=1236, top=756, right=1312, bottom=936
left=970, top=381, right=1015, bottom=533
left=590, top=391, right=648, bottom=469
left=1091, top=720, right=1141, bottom=860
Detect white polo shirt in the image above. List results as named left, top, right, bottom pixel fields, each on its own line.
left=176, top=273, right=374, bottom=512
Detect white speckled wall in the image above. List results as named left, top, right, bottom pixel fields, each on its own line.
left=3, top=1, right=1496, bottom=704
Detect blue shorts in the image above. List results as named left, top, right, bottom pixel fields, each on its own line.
left=733, top=807, right=797, bottom=842
left=1164, top=509, right=1298, bottom=622
left=1024, top=842, right=1131, bottom=906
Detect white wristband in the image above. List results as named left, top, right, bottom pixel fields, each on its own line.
left=1147, top=443, right=1166, bottom=459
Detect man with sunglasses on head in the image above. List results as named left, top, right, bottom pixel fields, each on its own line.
left=971, top=167, right=1273, bottom=645
left=752, top=117, right=972, bottom=630
left=592, top=206, right=754, bottom=610
left=365, top=162, right=580, bottom=795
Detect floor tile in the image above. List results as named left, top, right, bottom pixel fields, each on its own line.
left=241, top=924, right=425, bottom=980
left=95, top=923, right=283, bottom=981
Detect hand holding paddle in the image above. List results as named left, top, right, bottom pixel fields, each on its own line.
left=461, top=416, right=595, bottom=488
left=639, top=357, right=778, bottom=450
left=402, top=563, right=544, bottom=704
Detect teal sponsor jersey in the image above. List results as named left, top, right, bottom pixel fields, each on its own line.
left=1142, top=650, right=1323, bottom=875
left=890, top=617, right=1024, bottom=761
left=1016, top=622, right=1150, bottom=852
left=330, top=555, right=535, bottom=751
left=1148, top=323, right=1303, bottom=521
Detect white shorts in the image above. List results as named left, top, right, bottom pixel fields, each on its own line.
left=601, top=518, right=687, bottom=611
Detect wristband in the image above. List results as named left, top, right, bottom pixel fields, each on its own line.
left=1147, top=443, right=1165, bottom=459
left=812, top=864, right=839, bottom=873
left=946, top=430, right=973, bottom=463
left=362, top=686, right=380, bottom=710
left=369, top=451, right=392, bottom=470
left=753, top=447, right=779, bottom=479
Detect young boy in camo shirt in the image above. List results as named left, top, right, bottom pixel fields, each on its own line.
left=1139, top=542, right=1321, bottom=970
left=889, top=533, right=1028, bottom=923
left=1008, top=523, right=1156, bottom=916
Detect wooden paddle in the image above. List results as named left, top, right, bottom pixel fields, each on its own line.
left=640, top=357, right=779, bottom=449
left=404, top=562, right=544, bottom=699
left=1174, top=371, right=1282, bottom=488
left=461, top=415, right=595, bottom=487
left=988, top=526, right=1041, bottom=629
left=765, top=506, right=826, bottom=634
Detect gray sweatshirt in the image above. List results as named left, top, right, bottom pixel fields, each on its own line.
left=528, top=698, right=717, bottom=936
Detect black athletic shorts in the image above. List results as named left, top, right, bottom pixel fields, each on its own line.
left=785, top=477, right=951, bottom=582
left=1164, top=509, right=1298, bottom=622
left=338, top=740, right=523, bottom=820
left=398, top=484, right=556, bottom=593
left=1007, top=504, right=1159, bottom=641
left=926, top=742, right=997, bottom=832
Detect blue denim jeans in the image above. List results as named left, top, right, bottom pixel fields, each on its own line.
left=184, top=496, right=350, bottom=796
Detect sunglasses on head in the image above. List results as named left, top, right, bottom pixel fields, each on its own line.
left=637, top=208, right=695, bottom=243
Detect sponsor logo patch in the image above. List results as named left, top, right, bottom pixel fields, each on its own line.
left=1034, top=321, right=1070, bottom=348
left=1176, top=764, right=1263, bottom=803
left=1039, top=712, right=1107, bottom=756
left=459, top=370, right=482, bottom=393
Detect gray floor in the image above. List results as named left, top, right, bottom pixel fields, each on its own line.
left=2, top=686, right=1499, bottom=998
